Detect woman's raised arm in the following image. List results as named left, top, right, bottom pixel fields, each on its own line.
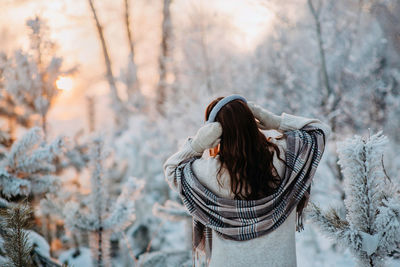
left=248, top=102, right=331, bottom=143
left=163, top=122, right=222, bottom=192
left=278, top=113, right=331, bottom=140
left=163, top=137, right=203, bottom=192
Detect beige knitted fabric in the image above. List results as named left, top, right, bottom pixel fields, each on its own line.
left=163, top=112, right=331, bottom=267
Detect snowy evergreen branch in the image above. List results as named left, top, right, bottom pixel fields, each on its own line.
left=0, top=202, right=34, bottom=267
left=0, top=197, right=9, bottom=209
left=0, top=127, right=65, bottom=198
left=306, top=202, right=349, bottom=235
left=103, top=176, right=144, bottom=230
left=307, top=131, right=400, bottom=267
left=0, top=171, right=31, bottom=198
left=0, top=201, right=62, bottom=267
left=374, top=197, right=400, bottom=257
left=62, top=137, right=145, bottom=266
left=62, top=130, right=91, bottom=172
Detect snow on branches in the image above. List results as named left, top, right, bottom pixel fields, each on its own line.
left=63, top=137, right=144, bottom=267
left=307, top=131, right=400, bottom=267
left=0, top=127, right=65, bottom=198
left=153, top=200, right=190, bottom=221
left=1, top=16, right=76, bottom=137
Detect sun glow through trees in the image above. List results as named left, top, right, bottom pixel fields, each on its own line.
left=56, top=76, right=73, bottom=91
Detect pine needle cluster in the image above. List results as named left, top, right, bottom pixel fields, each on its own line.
left=0, top=202, right=34, bottom=267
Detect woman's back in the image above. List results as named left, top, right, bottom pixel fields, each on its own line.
left=163, top=110, right=331, bottom=267
left=192, top=133, right=297, bottom=267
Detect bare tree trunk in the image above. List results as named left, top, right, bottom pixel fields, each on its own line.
left=123, top=0, right=140, bottom=105
left=157, top=0, right=173, bottom=116
left=307, top=0, right=348, bottom=207
left=8, top=113, right=15, bottom=140
left=372, top=2, right=400, bottom=58
left=98, top=226, right=103, bottom=267
left=124, top=0, right=135, bottom=58
left=87, top=96, right=96, bottom=133
left=87, top=0, right=125, bottom=127
left=35, top=29, right=48, bottom=141
left=307, top=0, right=332, bottom=108
left=41, top=113, right=47, bottom=141
left=199, top=23, right=213, bottom=95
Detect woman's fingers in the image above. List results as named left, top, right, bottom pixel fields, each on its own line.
left=248, top=101, right=268, bottom=129
left=247, top=101, right=263, bottom=118
left=210, top=138, right=221, bottom=148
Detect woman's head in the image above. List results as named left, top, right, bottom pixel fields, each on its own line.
left=205, top=96, right=285, bottom=200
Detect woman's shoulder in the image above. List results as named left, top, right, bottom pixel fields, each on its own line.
left=192, top=152, right=232, bottom=198
left=263, top=130, right=287, bottom=150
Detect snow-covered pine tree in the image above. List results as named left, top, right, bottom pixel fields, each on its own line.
left=2, top=16, right=75, bottom=139
left=63, top=137, right=144, bottom=267
left=40, top=132, right=130, bottom=258
left=306, top=131, right=400, bottom=267
left=0, top=127, right=65, bottom=199
left=0, top=126, right=66, bottom=245
left=55, top=129, right=92, bottom=172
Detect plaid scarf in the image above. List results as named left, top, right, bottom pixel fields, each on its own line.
left=175, top=125, right=327, bottom=265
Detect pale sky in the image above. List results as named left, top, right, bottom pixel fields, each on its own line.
left=1, top=0, right=273, bottom=138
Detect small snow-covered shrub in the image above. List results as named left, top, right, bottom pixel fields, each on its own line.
left=307, top=131, right=400, bottom=267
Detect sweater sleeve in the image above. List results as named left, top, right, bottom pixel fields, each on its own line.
left=277, top=112, right=332, bottom=143
left=163, top=137, right=203, bottom=192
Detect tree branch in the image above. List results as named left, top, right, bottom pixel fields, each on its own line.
left=87, top=0, right=124, bottom=120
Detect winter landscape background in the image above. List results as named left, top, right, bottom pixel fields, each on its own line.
left=0, top=0, right=399, bottom=266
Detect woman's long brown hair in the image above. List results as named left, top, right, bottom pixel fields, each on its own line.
left=205, top=97, right=287, bottom=200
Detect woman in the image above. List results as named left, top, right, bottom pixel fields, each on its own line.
left=163, top=95, right=331, bottom=267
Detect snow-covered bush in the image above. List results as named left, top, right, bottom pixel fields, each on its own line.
left=0, top=127, right=65, bottom=198
left=307, top=131, right=400, bottom=267
left=63, top=137, right=144, bottom=267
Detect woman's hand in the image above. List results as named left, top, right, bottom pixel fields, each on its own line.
left=247, top=101, right=282, bottom=130
left=190, top=122, right=222, bottom=153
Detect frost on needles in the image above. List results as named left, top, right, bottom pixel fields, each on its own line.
left=0, top=127, right=64, bottom=198
left=0, top=202, right=34, bottom=267
left=62, top=137, right=145, bottom=267
left=306, top=131, right=400, bottom=267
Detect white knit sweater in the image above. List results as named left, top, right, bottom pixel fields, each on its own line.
left=163, top=112, right=331, bottom=267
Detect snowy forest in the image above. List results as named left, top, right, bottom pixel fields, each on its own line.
left=0, top=0, right=400, bottom=266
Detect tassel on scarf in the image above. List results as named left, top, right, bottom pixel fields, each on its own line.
left=296, top=211, right=304, bottom=232
left=296, top=186, right=311, bottom=232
